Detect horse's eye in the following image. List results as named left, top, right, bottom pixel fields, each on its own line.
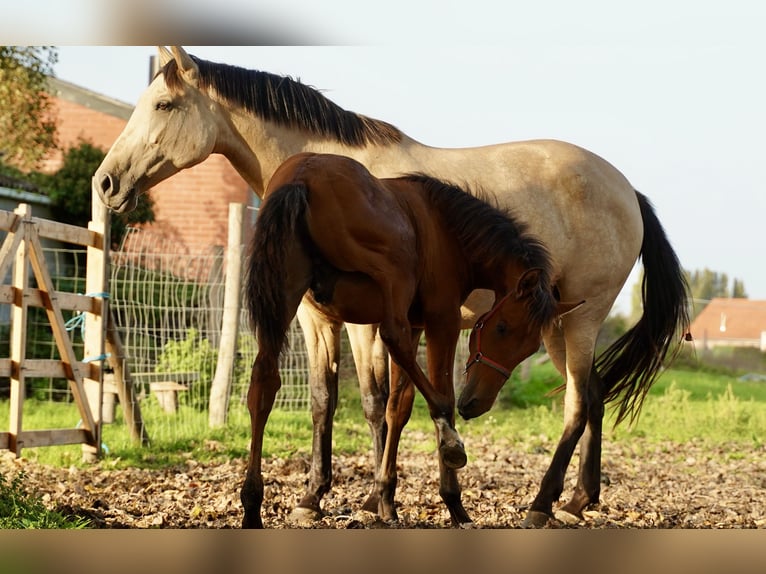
left=495, top=321, right=508, bottom=335
left=155, top=101, right=172, bottom=111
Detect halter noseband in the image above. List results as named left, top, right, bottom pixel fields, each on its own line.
left=464, top=292, right=514, bottom=380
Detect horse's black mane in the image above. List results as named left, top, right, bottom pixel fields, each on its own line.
left=162, top=56, right=401, bottom=147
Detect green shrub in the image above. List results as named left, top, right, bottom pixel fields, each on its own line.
left=155, top=328, right=217, bottom=410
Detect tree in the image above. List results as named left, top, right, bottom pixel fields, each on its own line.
left=43, top=140, right=154, bottom=248
left=0, top=46, right=58, bottom=171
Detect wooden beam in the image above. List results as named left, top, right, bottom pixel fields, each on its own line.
left=14, top=428, right=91, bottom=449
left=0, top=358, right=90, bottom=379
left=0, top=285, right=96, bottom=312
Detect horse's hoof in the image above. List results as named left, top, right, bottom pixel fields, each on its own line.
left=521, top=510, right=552, bottom=528
left=361, top=494, right=379, bottom=514
left=288, top=506, right=323, bottom=526
left=458, top=520, right=478, bottom=529
left=439, top=441, right=467, bottom=469
left=554, top=508, right=582, bottom=525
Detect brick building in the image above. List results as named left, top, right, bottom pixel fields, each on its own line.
left=690, top=298, right=766, bottom=352
left=46, top=76, right=252, bottom=255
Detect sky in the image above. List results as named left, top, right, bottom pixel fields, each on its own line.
left=10, top=1, right=766, bottom=315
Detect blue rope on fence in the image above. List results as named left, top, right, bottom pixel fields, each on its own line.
left=63, top=292, right=112, bottom=362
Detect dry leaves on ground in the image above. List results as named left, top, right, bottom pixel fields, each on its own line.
left=2, top=436, right=764, bottom=529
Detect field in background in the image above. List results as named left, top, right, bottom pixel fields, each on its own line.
left=2, top=360, right=763, bottom=470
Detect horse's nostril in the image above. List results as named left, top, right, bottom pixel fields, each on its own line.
left=100, top=174, right=113, bottom=195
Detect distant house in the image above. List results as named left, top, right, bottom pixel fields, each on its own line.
left=690, top=298, right=766, bottom=352
left=45, top=76, right=253, bottom=255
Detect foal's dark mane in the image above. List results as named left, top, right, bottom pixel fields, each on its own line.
left=402, top=174, right=557, bottom=326
left=162, top=56, right=402, bottom=147
left=403, top=174, right=551, bottom=273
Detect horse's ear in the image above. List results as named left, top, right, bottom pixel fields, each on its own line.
left=157, top=46, right=174, bottom=67
left=170, top=46, right=199, bottom=86
left=515, top=268, right=543, bottom=298
left=557, top=299, right=585, bottom=317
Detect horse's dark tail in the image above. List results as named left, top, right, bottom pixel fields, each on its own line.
left=598, top=191, right=691, bottom=425
left=246, top=183, right=309, bottom=357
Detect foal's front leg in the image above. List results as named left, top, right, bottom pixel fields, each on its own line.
left=423, top=321, right=471, bottom=526
left=376, top=350, right=416, bottom=522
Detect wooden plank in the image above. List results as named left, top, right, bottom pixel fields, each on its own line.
left=0, top=358, right=90, bottom=379
left=132, top=372, right=200, bottom=383
left=0, top=285, right=96, bottom=312
left=30, top=215, right=98, bottom=248
left=150, top=381, right=190, bottom=392
left=15, top=428, right=90, bottom=449
left=1, top=209, right=96, bottom=247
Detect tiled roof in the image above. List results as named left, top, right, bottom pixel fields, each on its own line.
left=690, top=298, right=766, bottom=342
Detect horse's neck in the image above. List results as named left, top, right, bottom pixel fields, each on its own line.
left=224, top=110, right=429, bottom=197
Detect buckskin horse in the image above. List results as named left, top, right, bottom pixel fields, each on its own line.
left=93, top=46, right=690, bottom=527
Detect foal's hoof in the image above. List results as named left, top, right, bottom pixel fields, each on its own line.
left=288, top=506, right=324, bottom=526
left=521, top=510, right=552, bottom=528
left=439, top=440, right=467, bottom=469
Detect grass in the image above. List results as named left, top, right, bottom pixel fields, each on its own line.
left=1, top=358, right=764, bottom=471
left=0, top=471, right=90, bottom=528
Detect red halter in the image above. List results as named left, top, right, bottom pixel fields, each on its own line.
left=464, top=292, right=514, bottom=380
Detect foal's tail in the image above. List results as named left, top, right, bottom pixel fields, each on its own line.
left=598, top=191, right=691, bottom=425
left=246, top=183, right=309, bottom=357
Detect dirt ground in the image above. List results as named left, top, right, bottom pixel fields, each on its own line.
left=3, top=431, right=764, bottom=529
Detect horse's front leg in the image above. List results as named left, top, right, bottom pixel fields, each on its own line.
left=241, top=351, right=281, bottom=528
left=289, top=300, right=342, bottom=523
left=345, top=322, right=390, bottom=513
left=523, top=328, right=598, bottom=528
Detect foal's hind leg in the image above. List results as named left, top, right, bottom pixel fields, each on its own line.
left=241, top=351, right=282, bottom=528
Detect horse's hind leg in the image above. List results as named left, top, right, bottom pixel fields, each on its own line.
left=345, top=323, right=390, bottom=513
left=558, top=364, right=604, bottom=522
left=289, top=300, right=342, bottom=523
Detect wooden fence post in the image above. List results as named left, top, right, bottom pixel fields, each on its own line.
left=81, top=195, right=110, bottom=461
left=8, top=205, right=30, bottom=456
left=209, top=203, right=245, bottom=428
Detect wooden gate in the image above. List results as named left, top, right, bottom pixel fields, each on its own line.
left=0, top=202, right=108, bottom=460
